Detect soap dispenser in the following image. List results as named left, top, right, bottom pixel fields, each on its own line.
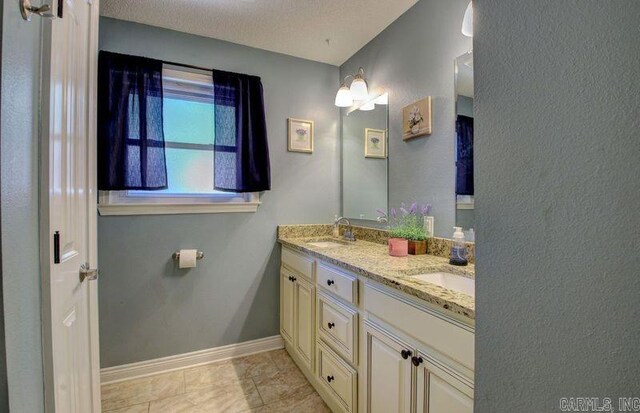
left=450, top=227, right=468, bottom=266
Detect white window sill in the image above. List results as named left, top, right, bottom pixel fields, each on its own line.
left=98, top=202, right=260, bottom=216
left=98, top=191, right=260, bottom=216
left=456, top=202, right=475, bottom=210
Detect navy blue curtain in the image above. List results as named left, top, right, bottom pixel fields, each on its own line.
left=98, top=51, right=167, bottom=190
left=455, top=115, right=474, bottom=196
left=212, top=69, right=270, bottom=192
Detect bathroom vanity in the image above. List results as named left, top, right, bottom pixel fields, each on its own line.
left=277, top=225, right=475, bottom=413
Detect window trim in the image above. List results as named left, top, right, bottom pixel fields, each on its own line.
left=98, top=64, right=261, bottom=216
left=98, top=191, right=260, bottom=216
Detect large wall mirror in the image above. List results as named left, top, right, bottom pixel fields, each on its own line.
left=341, top=93, right=389, bottom=222
left=455, top=52, right=474, bottom=235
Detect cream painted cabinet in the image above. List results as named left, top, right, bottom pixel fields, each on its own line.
left=415, top=351, right=473, bottom=413
left=280, top=266, right=315, bottom=371
left=280, top=268, right=295, bottom=344
left=279, top=246, right=475, bottom=413
left=294, top=276, right=315, bottom=371
left=363, top=322, right=412, bottom=413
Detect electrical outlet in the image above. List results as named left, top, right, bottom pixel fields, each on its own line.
left=424, top=216, right=434, bottom=237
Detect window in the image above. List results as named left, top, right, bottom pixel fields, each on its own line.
left=98, top=65, right=260, bottom=215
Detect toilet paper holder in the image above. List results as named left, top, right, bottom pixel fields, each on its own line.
left=172, top=251, right=205, bottom=261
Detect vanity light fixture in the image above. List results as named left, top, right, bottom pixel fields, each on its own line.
left=334, top=84, right=354, bottom=107
left=334, top=67, right=369, bottom=107
left=359, top=100, right=375, bottom=111
left=462, top=1, right=473, bottom=37
left=374, top=93, right=388, bottom=105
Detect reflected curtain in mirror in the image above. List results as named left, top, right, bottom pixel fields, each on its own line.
left=455, top=115, right=474, bottom=196
left=212, top=70, right=270, bottom=193
left=98, top=51, right=167, bottom=190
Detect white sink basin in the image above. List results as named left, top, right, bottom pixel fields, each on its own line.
left=413, top=272, right=475, bottom=297
left=307, top=241, right=348, bottom=248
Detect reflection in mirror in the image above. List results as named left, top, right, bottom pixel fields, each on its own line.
left=342, top=93, right=389, bottom=222
left=455, top=52, right=474, bottom=236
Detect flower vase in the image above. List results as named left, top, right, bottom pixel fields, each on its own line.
left=388, top=238, right=408, bottom=257
left=408, top=240, right=427, bottom=255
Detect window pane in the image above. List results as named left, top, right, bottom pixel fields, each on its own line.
left=153, top=147, right=214, bottom=194
left=163, top=97, right=214, bottom=145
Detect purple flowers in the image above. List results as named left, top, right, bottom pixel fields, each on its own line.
left=379, top=202, right=433, bottom=241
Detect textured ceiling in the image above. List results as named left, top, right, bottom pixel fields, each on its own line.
left=100, top=0, right=419, bottom=66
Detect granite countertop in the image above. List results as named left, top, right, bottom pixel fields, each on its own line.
left=277, top=234, right=475, bottom=320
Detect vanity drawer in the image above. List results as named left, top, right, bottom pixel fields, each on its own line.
left=364, top=283, right=475, bottom=371
left=281, top=247, right=314, bottom=281
left=317, top=262, right=358, bottom=305
left=317, top=341, right=357, bottom=412
left=317, top=291, right=358, bottom=364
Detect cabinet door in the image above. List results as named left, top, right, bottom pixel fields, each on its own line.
left=363, top=322, right=413, bottom=413
left=294, top=276, right=315, bottom=371
left=280, top=268, right=295, bottom=345
left=415, top=352, right=473, bottom=413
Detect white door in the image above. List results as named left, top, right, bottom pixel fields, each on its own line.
left=294, top=276, right=315, bottom=371
left=280, top=268, right=295, bottom=344
left=415, top=352, right=474, bottom=413
left=363, top=322, right=413, bottom=413
left=40, top=0, right=100, bottom=411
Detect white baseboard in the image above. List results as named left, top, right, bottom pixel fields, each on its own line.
left=100, top=335, right=284, bottom=385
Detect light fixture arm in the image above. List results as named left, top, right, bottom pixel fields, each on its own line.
left=341, top=67, right=366, bottom=86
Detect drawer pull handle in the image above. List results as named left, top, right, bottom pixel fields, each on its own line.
left=327, top=279, right=335, bottom=286
left=401, top=349, right=412, bottom=360
left=411, top=356, right=424, bottom=367
left=327, top=375, right=334, bottom=383
left=327, top=322, right=335, bottom=329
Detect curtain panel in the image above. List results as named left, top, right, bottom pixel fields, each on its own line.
left=455, top=115, right=474, bottom=196
left=98, top=51, right=167, bottom=190
left=212, top=69, right=270, bottom=193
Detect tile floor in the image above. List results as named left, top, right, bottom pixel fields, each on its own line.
left=101, top=349, right=331, bottom=413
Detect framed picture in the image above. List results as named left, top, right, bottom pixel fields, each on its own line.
left=402, top=96, right=432, bottom=140
left=287, top=118, right=314, bottom=153
left=365, top=128, right=387, bottom=158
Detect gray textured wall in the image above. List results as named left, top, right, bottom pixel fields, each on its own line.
left=474, top=1, right=640, bottom=411
left=340, top=0, right=472, bottom=237
left=98, top=18, right=340, bottom=367
left=342, top=106, right=388, bottom=220
left=0, top=0, right=44, bottom=411
left=0, top=0, right=6, bottom=409
left=0, top=1, right=8, bottom=409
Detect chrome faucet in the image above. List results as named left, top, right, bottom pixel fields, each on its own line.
left=334, top=216, right=356, bottom=242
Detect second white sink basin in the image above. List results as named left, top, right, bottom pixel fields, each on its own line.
left=413, top=272, right=475, bottom=297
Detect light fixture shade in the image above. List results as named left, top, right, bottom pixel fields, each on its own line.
left=359, top=100, right=375, bottom=111
left=462, top=2, right=473, bottom=37
left=350, top=77, right=369, bottom=101
left=334, top=85, right=354, bottom=107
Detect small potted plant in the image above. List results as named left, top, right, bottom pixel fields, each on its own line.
left=379, top=203, right=431, bottom=256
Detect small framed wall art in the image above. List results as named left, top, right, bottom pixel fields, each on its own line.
left=364, top=128, right=387, bottom=158
left=287, top=118, right=314, bottom=153
left=402, top=96, right=432, bottom=140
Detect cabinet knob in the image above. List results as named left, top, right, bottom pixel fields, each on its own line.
left=411, top=356, right=424, bottom=367
left=327, top=279, right=335, bottom=286
left=327, top=322, right=335, bottom=329
left=401, top=349, right=412, bottom=360
left=291, top=276, right=297, bottom=282
left=327, top=375, right=334, bottom=383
